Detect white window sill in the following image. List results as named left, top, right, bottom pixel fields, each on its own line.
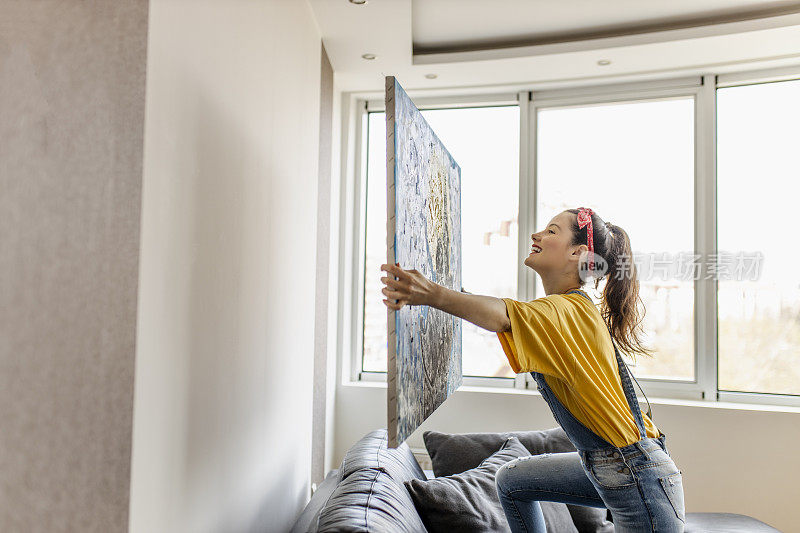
left=342, top=379, right=800, bottom=414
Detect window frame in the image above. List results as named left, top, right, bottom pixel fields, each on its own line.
left=339, top=65, right=800, bottom=408
left=352, top=92, right=526, bottom=390
left=715, top=65, right=800, bottom=408
left=531, top=76, right=709, bottom=401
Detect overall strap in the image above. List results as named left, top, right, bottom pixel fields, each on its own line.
left=565, top=290, right=653, bottom=437
left=609, top=332, right=649, bottom=440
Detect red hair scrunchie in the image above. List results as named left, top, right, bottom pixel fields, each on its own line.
left=576, top=207, right=595, bottom=271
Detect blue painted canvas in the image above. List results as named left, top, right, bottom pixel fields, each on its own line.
left=385, top=76, right=463, bottom=448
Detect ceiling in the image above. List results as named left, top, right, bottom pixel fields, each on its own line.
left=412, top=0, right=800, bottom=53
left=309, top=0, right=800, bottom=94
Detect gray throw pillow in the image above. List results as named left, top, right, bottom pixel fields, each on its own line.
left=423, top=427, right=575, bottom=477
left=423, top=427, right=613, bottom=533
left=405, top=437, right=577, bottom=533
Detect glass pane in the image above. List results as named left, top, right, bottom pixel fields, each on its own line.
left=363, top=106, right=520, bottom=377
left=717, top=79, right=800, bottom=396
left=536, top=97, right=695, bottom=381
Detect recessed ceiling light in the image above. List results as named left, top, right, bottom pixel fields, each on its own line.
left=425, top=73, right=437, bottom=79
left=361, top=53, right=376, bottom=60
left=597, top=59, right=611, bottom=66
left=349, top=0, right=367, bottom=4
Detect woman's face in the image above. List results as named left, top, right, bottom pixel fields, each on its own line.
left=524, top=211, right=583, bottom=275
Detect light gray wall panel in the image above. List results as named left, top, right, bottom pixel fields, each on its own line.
left=0, top=2, right=148, bottom=532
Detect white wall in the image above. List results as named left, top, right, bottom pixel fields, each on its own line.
left=335, top=383, right=800, bottom=532
left=130, top=1, right=321, bottom=532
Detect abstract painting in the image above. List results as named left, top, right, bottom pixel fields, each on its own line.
left=385, top=76, right=463, bottom=448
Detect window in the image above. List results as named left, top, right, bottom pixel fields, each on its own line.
left=362, top=105, right=520, bottom=378
left=717, top=78, right=800, bottom=396
left=536, top=98, right=695, bottom=382
left=348, top=69, right=800, bottom=407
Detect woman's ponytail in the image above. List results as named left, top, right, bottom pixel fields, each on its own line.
left=567, top=209, right=654, bottom=361
left=601, top=222, right=654, bottom=361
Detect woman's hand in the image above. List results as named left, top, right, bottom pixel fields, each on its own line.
left=380, top=263, right=439, bottom=310
left=380, top=264, right=510, bottom=332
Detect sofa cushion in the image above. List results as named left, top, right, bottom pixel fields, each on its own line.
left=341, top=428, right=426, bottom=483
left=569, top=506, right=614, bottom=533
left=684, top=512, right=782, bottom=532
left=405, top=436, right=577, bottom=533
left=316, top=467, right=427, bottom=533
left=423, top=427, right=612, bottom=533
left=289, top=469, right=342, bottom=533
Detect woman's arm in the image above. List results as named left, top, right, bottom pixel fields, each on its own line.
left=380, top=263, right=512, bottom=333
left=434, top=286, right=512, bottom=333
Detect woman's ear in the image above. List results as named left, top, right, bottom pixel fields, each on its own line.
left=572, top=243, right=589, bottom=257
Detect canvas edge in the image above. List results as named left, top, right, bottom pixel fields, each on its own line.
left=455, top=163, right=465, bottom=393
left=385, top=75, right=399, bottom=448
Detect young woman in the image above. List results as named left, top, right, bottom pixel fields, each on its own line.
left=380, top=207, right=686, bottom=532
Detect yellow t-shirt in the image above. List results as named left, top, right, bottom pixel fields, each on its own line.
left=496, top=290, right=660, bottom=448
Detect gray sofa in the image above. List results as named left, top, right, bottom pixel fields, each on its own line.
left=291, top=427, right=781, bottom=532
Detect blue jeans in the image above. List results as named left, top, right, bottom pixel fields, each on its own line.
left=495, top=435, right=685, bottom=532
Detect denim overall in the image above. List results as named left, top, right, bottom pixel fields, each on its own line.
left=495, top=289, right=686, bottom=532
